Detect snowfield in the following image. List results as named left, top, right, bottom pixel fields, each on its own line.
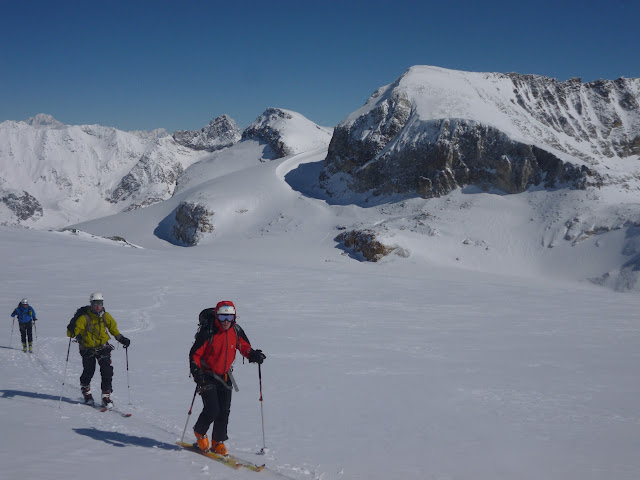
left=2, top=146, right=640, bottom=480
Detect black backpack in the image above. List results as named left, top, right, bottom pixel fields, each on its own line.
left=67, top=305, right=90, bottom=334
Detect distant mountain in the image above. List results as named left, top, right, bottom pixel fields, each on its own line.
left=167, top=108, right=333, bottom=246
left=242, top=108, right=333, bottom=158
left=0, top=109, right=332, bottom=232
left=26, top=113, right=65, bottom=128
left=172, top=114, right=241, bottom=151
left=320, top=66, right=640, bottom=198
left=0, top=114, right=205, bottom=226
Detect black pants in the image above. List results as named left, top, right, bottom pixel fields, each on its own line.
left=79, top=346, right=114, bottom=394
left=19, top=321, right=33, bottom=344
left=193, top=380, right=233, bottom=443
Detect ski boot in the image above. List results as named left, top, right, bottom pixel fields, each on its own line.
left=28, top=342, right=33, bottom=353
left=194, top=431, right=210, bottom=452
left=22, top=343, right=27, bottom=352
left=101, top=392, right=114, bottom=410
left=212, top=440, right=228, bottom=456
left=81, top=386, right=94, bottom=405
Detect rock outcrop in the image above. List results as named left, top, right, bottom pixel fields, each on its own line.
left=172, top=115, right=241, bottom=152
left=336, top=229, right=396, bottom=262
left=242, top=108, right=333, bottom=159
left=1, top=190, right=43, bottom=222
left=321, top=66, right=638, bottom=198
left=242, top=108, right=296, bottom=158
left=109, top=146, right=185, bottom=207
left=171, top=202, right=215, bottom=246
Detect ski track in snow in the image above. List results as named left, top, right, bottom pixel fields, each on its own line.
left=124, top=284, right=168, bottom=335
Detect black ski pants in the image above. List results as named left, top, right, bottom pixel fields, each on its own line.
left=79, top=346, right=114, bottom=394
left=193, top=379, right=233, bottom=443
left=19, top=321, right=33, bottom=344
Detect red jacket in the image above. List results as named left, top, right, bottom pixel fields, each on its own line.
left=191, top=318, right=252, bottom=376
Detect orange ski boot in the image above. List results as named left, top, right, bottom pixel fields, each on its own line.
left=194, top=431, right=210, bottom=452
left=212, top=440, right=228, bottom=456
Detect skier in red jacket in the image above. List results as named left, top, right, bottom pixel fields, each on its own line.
left=189, top=300, right=266, bottom=454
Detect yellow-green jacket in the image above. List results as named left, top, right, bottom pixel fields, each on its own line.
left=67, top=308, right=121, bottom=350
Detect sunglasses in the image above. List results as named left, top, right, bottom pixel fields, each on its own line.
left=218, top=314, right=235, bottom=323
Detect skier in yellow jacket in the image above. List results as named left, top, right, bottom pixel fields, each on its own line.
left=66, top=292, right=130, bottom=408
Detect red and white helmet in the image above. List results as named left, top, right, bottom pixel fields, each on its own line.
left=216, top=300, right=236, bottom=316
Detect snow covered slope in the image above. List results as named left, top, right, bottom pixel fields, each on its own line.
left=0, top=115, right=207, bottom=226
left=2, top=212, right=640, bottom=480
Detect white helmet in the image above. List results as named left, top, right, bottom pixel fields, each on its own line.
left=90, top=292, right=104, bottom=303
left=20, top=298, right=28, bottom=305
left=216, top=304, right=236, bottom=316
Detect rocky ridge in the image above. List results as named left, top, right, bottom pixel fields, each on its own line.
left=172, top=115, right=241, bottom=151
left=321, top=66, right=639, bottom=198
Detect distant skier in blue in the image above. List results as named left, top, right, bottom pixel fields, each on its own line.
left=11, top=298, right=37, bottom=352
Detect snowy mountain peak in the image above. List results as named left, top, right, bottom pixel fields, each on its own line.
left=0, top=117, right=205, bottom=226
left=172, top=115, right=241, bottom=152
left=323, top=65, right=639, bottom=198
left=242, top=107, right=333, bottom=158
left=26, top=113, right=65, bottom=128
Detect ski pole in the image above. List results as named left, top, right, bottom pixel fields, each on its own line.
left=125, top=346, right=131, bottom=404
left=179, top=385, right=199, bottom=446
left=58, top=336, right=72, bottom=408
left=9, top=317, right=15, bottom=349
left=258, top=363, right=267, bottom=454
left=33, top=320, right=37, bottom=341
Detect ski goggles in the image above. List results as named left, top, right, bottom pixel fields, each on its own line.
left=218, top=314, right=235, bottom=323
left=91, top=300, right=104, bottom=306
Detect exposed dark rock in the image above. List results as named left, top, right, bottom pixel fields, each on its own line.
left=241, top=108, right=295, bottom=158
left=123, top=197, right=166, bottom=212
left=173, top=115, right=241, bottom=152
left=325, top=119, right=600, bottom=198
left=1, top=191, right=43, bottom=221
left=171, top=202, right=215, bottom=246
left=336, top=229, right=395, bottom=262
left=109, top=152, right=184, bottom=204
left=321, top=69, right=636, bottom=199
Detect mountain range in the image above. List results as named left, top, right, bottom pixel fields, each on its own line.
left=1, top=66, right=639, bottom=291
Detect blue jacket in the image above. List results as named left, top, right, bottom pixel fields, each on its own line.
left=11, top=305, right=37, bottom=324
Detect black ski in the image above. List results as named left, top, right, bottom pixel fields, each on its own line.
left=79, top=398, right=132, bottom=417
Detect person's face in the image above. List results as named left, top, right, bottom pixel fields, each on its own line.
left=218, top=314, right=235, bottom=330
left=91, top=300, right=104, bottom=314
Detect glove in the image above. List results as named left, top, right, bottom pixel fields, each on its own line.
left=248, top=349, right=266, bottom=365
left=193, top=371, right=204, bottom=385
left=117, top=335, right=130, bottom=348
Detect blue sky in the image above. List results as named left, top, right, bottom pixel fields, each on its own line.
left=1, top=0, right=638, bottom=132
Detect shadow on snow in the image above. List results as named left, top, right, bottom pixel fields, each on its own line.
left=73, top=427, right=179, bottom=450
left=0, top=388, right=77, bottom=406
